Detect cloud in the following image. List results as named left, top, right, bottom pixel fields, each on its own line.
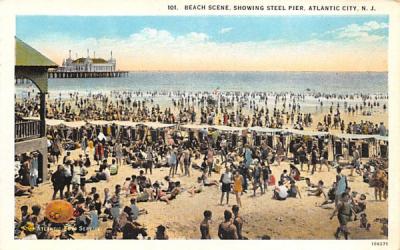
left=325, top=21, right=388, bottom=43
left=219, top=27, right=233, bottom=34
left=27, top=25, right=387, bottom=72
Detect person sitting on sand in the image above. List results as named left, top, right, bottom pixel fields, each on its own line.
left=200, top=210, right=212, bottom=239
left=129, top=198, right=147, bottom=220
left=320, top=182, right=337, bottom=207
left=136, top=183, right=154, bottom=202
left=273, top=181, right=288, bottom=201
left=287, top=180, right=302, bottom=198
left=122, top=177, right=131, bottom=197
left=154, top=225, right=169, bottom=240
left=305, top=177, right=317, bottom=189
left=308, top=180, right=326, bottom=199
left=279, top=169, right=291, bottom=184
left=359, top=213, right=371, bottom=231
left=129, top=175, right=138, bottom=195
left=159, top=182, right=182, bottom=204
left=201, top=170, right=219, bottom=187
left=218, top=210, right=238, bottom=240
left=15, top=181, right=33, bottom=197
left=187, top=177, right=204, bottom=197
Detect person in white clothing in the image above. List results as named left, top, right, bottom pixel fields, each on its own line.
left=273, top=181, right=288, bottom=200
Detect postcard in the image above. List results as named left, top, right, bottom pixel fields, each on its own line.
left=0, top=0, right=399, bottom=249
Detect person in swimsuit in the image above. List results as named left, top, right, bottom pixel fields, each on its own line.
left=218, top=210, right=238, bottom=240
left=310, top=145, right=318, bottom=175
left=159, top=182, right=181, bottom=204
left=330, top=192, right=356, bottom=240
left=232, top=205, right=244, bottom=239
left=200, top=210, right=212, bottom=239
left=307, top=180, right=326, bottom=199
left=201, top=170, right=219, bottom=187
left=319, top=144, right=330, bottom=172
left=154, top=225, right=169, bottom=240
left=320, top=182, right=337, bottom=207
left=252, top=160, right=263, bottom=197
left=233, top=171, right=243, bottom=207
left=187, top=177, right=204, bottom=197
left=287, top=180, right=302, bottom=198
left=261, top=161, right=271, bottom=193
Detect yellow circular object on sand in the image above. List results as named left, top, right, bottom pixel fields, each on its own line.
left=45, top=200, right=74, bottom=223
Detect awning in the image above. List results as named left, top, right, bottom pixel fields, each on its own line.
left=288, top=129, right=329, bottom=137
left=210, top=125, right=246, bottom=132
left=138, top=122, right=176, bottom=129
left=87, top=120, right=113, bottom=126
left=248, top=126, right=284, bottom=133
left=374, top=135, right=389, bottom=141
left=180, top=124, right=211, bottom=130
left=63, top=121, right=87, bottom=128
left=112, top=120, right=138, bottom=127
left=46, top=119, right=64, bottom=126
left=334, top=134, right=376, bottom=140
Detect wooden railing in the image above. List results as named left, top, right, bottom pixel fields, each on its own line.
left=15, top=120, right=41, bottom=141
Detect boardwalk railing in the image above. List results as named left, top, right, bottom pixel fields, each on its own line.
left=15, top=120, right=41, bottom=141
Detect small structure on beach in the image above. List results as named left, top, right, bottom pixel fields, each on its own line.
left=15, top=37, right=58, bottom=181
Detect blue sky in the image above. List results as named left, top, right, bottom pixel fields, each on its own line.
left=17, top=16, right=388, bottom=43
left=16, top=16, right=389, bottom=71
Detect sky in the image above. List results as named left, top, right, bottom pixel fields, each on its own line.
left=16, top=16, right=389, bottom=72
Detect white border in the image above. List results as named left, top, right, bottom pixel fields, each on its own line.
left=0, top=0, right=399, bottom=249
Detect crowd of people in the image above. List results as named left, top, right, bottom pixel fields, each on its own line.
left=15, top=89, right=388, bottom=135
left=14, top=118, right=388, bottom=240
left=14, top=88, right=388, bottom=240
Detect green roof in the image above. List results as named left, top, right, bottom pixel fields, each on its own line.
left=15, top=37, right=58, bottom=67
left=73, top=57, right=108, bottom=64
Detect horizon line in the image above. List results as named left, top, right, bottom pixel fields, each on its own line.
left=121, top=70, right=388, bottom=73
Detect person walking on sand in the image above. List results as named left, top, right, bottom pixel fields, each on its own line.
left=200, top=210, right=212, bottom=239
left=335, top=167, right=348, bottom=206
left=51, top=165, right=66, bottom=200
left=350, top=146, right=360, bottom=176
left=168, top=148, right=177, bottom=177
left=252, top=160, right=263, bottom=197
left=233, top=171, right=243, bottom=207
left=310, top=145, right=318, bottom=175
left=330, top=192, right=356, bottom=240
left=219, top=167, right=233, bottom=205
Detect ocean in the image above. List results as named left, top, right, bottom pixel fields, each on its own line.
left=44, top=71, right=387, bottom=95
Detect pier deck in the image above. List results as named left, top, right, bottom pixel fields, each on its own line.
left=48, top=71, right=128, bottom=78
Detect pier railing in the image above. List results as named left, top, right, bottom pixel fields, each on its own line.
left=15, top=120, right=41, bottom=141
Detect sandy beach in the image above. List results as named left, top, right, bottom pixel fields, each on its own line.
left=15, top=145, right=388, bottom=239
